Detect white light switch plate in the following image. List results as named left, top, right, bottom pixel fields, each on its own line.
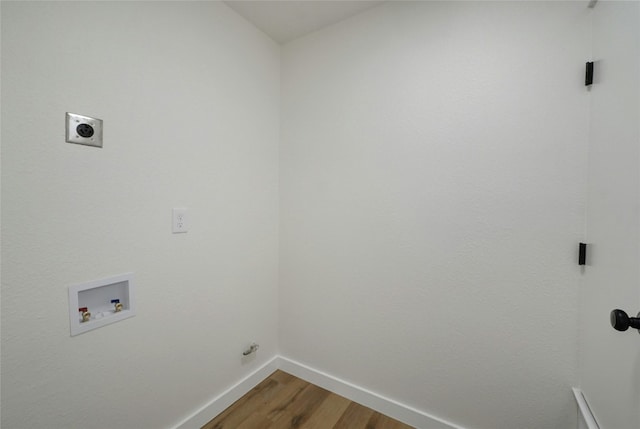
left=172, top=208, right=188, bottom=233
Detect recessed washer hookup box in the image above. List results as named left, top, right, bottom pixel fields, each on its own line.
left=68, top=273, right=135, bottom=336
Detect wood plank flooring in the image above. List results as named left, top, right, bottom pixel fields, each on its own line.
left=202, top=370, right=415, bottom=429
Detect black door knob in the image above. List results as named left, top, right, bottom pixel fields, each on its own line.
left=610, top=309, right=640, bottom=333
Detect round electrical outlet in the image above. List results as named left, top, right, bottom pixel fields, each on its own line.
left=76, top=123, right=95, bottom=138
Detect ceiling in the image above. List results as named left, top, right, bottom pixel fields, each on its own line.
left=224, top=1, right=385, bottom=44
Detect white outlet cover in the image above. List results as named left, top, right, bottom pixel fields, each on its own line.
left=172, top=208, right=188, bottom=233
left=66, top=112, right=103, bottom=148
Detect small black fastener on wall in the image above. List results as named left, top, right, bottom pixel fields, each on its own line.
left=585, top=62, right=594, bottom=86
left=578, top=242, right=587, bottom=265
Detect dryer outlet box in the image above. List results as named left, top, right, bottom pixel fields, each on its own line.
left=66, top=112, right=103, bottom=148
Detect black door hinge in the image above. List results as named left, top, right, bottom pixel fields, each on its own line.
left=579, top=242, right=587, bottom=265
left=585, top=62, right=594, bottom=86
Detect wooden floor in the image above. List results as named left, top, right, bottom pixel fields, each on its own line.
left=202, top=370, right=415, bottom=429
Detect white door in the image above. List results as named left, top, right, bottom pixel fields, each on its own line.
left=580, top=2, right=640, bottom=429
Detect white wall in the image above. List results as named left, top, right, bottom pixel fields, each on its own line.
left=1, top=2, right=279, bottom=428
left=579, top=2, right=640, bottom=428
left=2, top=2, right=608, bottom=429
left=280, top=2, right=590, bottom=429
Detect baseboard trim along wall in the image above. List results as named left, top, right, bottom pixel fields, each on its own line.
left=278, top=356, right=464, bottom=429
left=572, top=388, right=600, bottom=429
left=173, top=355, right=465, bottom=429
left=173, top=357, right=280, bottom=429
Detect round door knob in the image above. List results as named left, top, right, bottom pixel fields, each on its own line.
left=610, top=309, right=640, bottom=333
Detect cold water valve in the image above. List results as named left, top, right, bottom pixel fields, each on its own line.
left=111, top=299, right=123, bottom=312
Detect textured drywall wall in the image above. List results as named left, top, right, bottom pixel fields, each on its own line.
left=1, top=2, right=279, bottom=428
left=579, top=2, right=640, bottom=428
left=280, top=2, right=590, bottom=428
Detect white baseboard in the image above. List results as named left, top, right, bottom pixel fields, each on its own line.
left=172, top=356, right=280, bottom=429
left=572, top=388, right=600, bottom=429
left=278, top=356, right=464, bottom=429
left=172, top=355, right=465, bottom=429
